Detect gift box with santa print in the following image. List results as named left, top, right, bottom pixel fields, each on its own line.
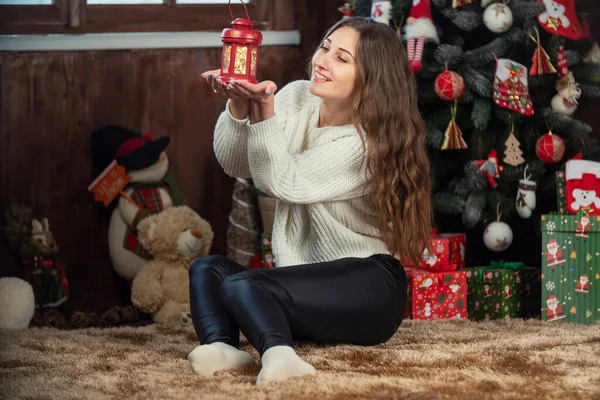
left=541, top=214, right=600, bottom=325
left=402, top=229, right=466, bottom=271
left=464, top=262, right=540, bottom=321
left=260, top=233, right=275, bottom=268
left=404, top=267, right=467, bottom=320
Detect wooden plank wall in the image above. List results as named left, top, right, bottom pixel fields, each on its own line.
left=0, top=45, right=309, bottom=316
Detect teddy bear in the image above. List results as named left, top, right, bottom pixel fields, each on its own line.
left=538, top=0, right=571, bottom=29
left=130, top=205, right=213, bottom=326
left=91, top=125, right=185, bottom=281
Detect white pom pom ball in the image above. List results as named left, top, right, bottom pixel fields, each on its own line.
left=0, top=277, right=35, bottom=331
left=483, top=221, right=513, bottom=252
left=551, top=94, right=577, bottom=116
left=484, top=3, right=513, bottom=34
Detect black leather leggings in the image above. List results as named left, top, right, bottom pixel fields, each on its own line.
left=188, top=254, right=407, bottom=357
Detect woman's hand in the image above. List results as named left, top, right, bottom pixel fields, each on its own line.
left=226, top=80, right=278, bottom=104
left=230, top=80, right=277, bottom=124
left=201, top=69, right=250, bottom=119
left=200, top=70, right=276, bottom=100
left=200, top=69, right=277, bottom=122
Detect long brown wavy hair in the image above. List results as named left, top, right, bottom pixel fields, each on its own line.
left=311, top=17, right=433, bottom=265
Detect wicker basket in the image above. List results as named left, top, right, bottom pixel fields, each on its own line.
left=258, top=195, right=276, bottom=234
left=226, top=178, right=260, bottom=267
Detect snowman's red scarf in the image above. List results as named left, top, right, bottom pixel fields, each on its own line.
left=121, top=177, right=184, bottom=259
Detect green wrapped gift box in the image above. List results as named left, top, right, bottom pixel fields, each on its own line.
left=541, top=214, right=600, bottom=325
left=465, top=262, right=540, bottom=321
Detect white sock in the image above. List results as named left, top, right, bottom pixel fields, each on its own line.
left=187, top=342, right=256, bottom=376
left=255, top=345, right=316, bottom=385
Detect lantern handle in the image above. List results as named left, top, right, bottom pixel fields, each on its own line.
left=229, top=0, right=251, bottom=22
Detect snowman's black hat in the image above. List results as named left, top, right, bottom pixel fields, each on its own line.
left=91, top=125, right=169, bottom=172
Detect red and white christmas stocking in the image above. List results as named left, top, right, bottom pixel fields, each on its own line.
left=537, top=0, right=584, bottom=40
left=493, top=58, right=534, bottom=116
left=565, top=159, right=600, bottom=215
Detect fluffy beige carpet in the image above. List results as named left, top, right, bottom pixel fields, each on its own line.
left=1, top=319, right=599, bottom=399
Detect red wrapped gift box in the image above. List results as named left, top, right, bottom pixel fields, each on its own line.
left=403, top=230, right=466, bottom=271
left=404, top=267, right=468, bottom=320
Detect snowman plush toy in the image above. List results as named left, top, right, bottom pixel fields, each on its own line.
left=92, top=126, right=185, bottom=281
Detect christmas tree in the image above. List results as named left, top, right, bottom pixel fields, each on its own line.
left=350, top=0, right=600, bottom=266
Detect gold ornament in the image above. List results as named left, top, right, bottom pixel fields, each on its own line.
left=546, top=16, right=561, bottom=31
left=234, top=47, right=248, bottom=75
left=222, top=45, right=231, bottom=73
left=441, top=101, right=468, bottom=150
left=452, top=0, right=472, bottom=7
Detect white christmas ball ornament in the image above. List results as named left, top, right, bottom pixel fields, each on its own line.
left=484, top=3, right=513, bottom=34
left=483, top=221, right=513, bottom=252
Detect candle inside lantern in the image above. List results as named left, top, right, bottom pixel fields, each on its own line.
left=219, top=1, right=263, bottom=84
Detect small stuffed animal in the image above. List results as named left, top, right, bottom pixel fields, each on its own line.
left=21, top=218, right=69, bottom=310
left=1, top=199, right=68, bottom=315
left=31, top=218, right=58, bottom=254
left=130, top=206, right=213, bottom=326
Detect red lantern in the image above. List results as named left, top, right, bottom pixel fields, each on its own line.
left=219, top=0, right=263, bottom=84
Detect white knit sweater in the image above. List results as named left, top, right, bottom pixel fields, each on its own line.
left=213, top=80, right=391, bottom=267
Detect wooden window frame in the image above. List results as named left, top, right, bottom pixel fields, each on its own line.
left=0, top=0, right=68, bottom=30
left=0, top=0, right=296, bottom=35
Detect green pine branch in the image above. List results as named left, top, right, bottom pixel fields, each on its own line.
left=432, top=0, right=482, bottom=31
left=460, top=65, right=493, bottom=98
left=509, top=0, right=544, bottom=22
left=471, top=98, right=492, bottom=131
left=426, top=123, right=445, bottom=149
left=463, top=162, right=489, bottom=191
left=433, top=45, right=465, bottom=69
left=573, top=64, right=600, bottom=82
left=432, top=192, right=466, bottom=215
left=578, top=83, right=600, bottom=98
left=354, top=0, right=372, bottom=18
left=463, top=190, right=486, bottom=228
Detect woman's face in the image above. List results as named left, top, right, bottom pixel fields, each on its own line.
left=309, top=26, right=359, bottom=103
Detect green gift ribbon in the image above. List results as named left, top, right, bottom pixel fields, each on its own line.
left=489, top=261, right=524, bottom=270
left=476, top=261, right=524, bottom=282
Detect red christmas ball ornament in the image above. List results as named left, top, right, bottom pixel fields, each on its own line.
left=536, top=131, right=565, bottom=163
left=434, top=71, right=465, bottom=102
